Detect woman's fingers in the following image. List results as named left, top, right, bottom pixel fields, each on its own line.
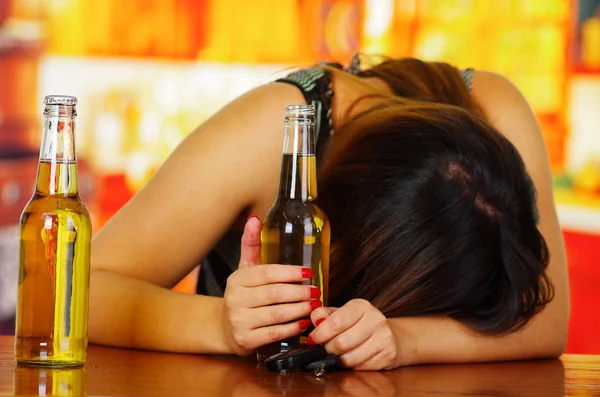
left=239, top=216, right=262, bottom=268
left=236, top=284, right=320, bottom=308
left=338, top=335, right=384, bottom=369
left=234, top=300, right=323, bottom=329
left=322, top=318, right=374, bottom=356
left=232, top=320, right=311, bottom=351
left=228, top=216, right=330, bottom=355
left=309, top=300, right=370, bottom=345
left=229, top=264, right=313, bottom=288
left=310, top=306, right=337, bottom=325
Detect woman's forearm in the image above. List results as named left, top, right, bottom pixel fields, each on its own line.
left=89, top=269, right=230, bottom=354
left=391, top=311, right=567, bottom=367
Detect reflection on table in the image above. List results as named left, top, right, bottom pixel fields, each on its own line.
left=0, top=336, right=585, bottom=397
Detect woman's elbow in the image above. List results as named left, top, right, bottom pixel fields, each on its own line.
left=535, top=305, right=569, bottom=359
left=544, top=331, right=567, bottom=359
left=550, top=313, right=569, bottom=358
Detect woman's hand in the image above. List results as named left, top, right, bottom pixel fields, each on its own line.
left=309, top=299, right=399, bottom=370
left=221, top=216, right=323, bottom=356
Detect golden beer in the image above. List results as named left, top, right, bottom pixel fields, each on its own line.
left=15, top=95, right=92, bottom=367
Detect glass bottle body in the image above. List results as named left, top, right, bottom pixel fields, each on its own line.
left=257, top=105, right=330, bottom=360
left=15, top=96, right=92, bottom=368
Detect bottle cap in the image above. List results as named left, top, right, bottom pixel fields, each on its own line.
left=44, top=95, right=78, bottom=106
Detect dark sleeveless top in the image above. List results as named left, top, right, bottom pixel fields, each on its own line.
left=196, top=65, right=475, bottom=296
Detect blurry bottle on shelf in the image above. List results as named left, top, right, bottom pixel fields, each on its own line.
left=374, top=0, right=415, bottom=58
left=494, top=26, right=564, bottom=74
left=538, top=114, right=567, bottom=172
left=88, top=90, right=128, bottom=173
left=199, top=0, right=304, bottom=64
left=45, top=0, right=207, bottom=59
left=123, top=107, right=162, bottom=193
left=44, top=0, right=86, bottom=55
left=396, top=0, right=416, bottom=19
left=518, top=0, right=569, bottom=20
left=573, top=158, right=600, bottom=196
left=416, top=0, right=474, bottom=22
left=412, top=26, right=486, bottom=70
left=317, top=0, right=363, bottom=62
left=581, top=11, right=600, bottom=68
left=199, top=0, right=363, bottom=64
left=361, top=0, right=394, bottom=55
left=6, top=0, right=45, bottom=21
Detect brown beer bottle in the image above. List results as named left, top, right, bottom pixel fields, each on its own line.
left=257, top=104, right=330, bottom=360
left=15, top=95, right=92, bottom=367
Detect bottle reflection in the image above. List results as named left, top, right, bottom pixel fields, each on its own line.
left=227, top=359, right=565, bottom=397
left=13, top=366, right=86, bottom=396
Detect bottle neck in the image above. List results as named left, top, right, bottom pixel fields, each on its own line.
left=35, top=106, right=79, bottom=196
left=278, top=116, right=317, bottom=202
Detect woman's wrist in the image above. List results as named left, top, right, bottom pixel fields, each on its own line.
left=171, top=294, right=235, bottom=355
left=211, top=297, right=238, bottom=355
left=388, top=317, right=418, bottom=367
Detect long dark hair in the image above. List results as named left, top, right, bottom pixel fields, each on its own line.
left=316, top=58, right=553, bottom=335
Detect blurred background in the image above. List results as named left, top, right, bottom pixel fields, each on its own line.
left=0, top=0, right=599, bottom=354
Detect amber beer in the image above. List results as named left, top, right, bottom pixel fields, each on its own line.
left=258, top=105, right=330, bottom=360
left=15, top=95, right=92, bottom=367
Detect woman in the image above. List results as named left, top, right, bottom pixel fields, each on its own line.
left=89, top=56, right=569, bottom=370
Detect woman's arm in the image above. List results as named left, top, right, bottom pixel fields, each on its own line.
left=89, top=82, right=307, bottom=352
left=389, top=71, right=569, bottom=366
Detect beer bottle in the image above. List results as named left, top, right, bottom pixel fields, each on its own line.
left=258, top=104, right=330, bottom=360
left=15, top=95, right=92, bottom=367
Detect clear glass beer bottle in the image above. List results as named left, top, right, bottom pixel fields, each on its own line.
left=15, top=95, right=92, bottom=367
left=258, top=104, right=330, bottom=360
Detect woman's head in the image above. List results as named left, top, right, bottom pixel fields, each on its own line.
left=316, top=59, right=553, bottom=335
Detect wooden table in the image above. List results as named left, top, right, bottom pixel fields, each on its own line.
left=0, top=336, right=599, bottom=396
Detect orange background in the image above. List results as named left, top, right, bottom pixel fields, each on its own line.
left=1, top=0, right=600, bottom=353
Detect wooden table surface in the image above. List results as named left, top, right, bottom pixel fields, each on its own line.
left=1, top=336, right=599, bottom=396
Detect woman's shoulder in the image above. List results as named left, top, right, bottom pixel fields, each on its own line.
left=469, top=70, right=529, bottom=119
left=469, top=70, right=551, bottom=184
left=469, top=70, right=542, bottom=137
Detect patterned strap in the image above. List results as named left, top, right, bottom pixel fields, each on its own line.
left=462, top=68, right=475, bottom=91
left=275, top=66, right=337, bottom=159
left=276, top=65, right=475, bottom=145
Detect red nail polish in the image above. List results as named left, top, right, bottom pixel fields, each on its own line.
left=302, top=268, right=313, bottom=279
left=299, top=319, right=311, bottom=330
left=316, top=318, right=325, bottom=327
left=307, top=335, right=315, bottom=345
left=310, top=287, right=321, bottom=298
left=247, top=214, right=259, bottom=222
left=310, top=300, right=322, bottom=310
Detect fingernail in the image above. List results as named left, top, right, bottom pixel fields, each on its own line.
left=247, top=214, right=259, bottom=222
left=299, top=319, right=311, bottom=330
left=307, top=335, right=315, bottom=345
left=310, top=300, right=322, bottom=310
left=315, top=318, right=325, bottom=327
left=302, top=268, right=313, bottom=279
left=310, top=287, right=321, bottom=299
